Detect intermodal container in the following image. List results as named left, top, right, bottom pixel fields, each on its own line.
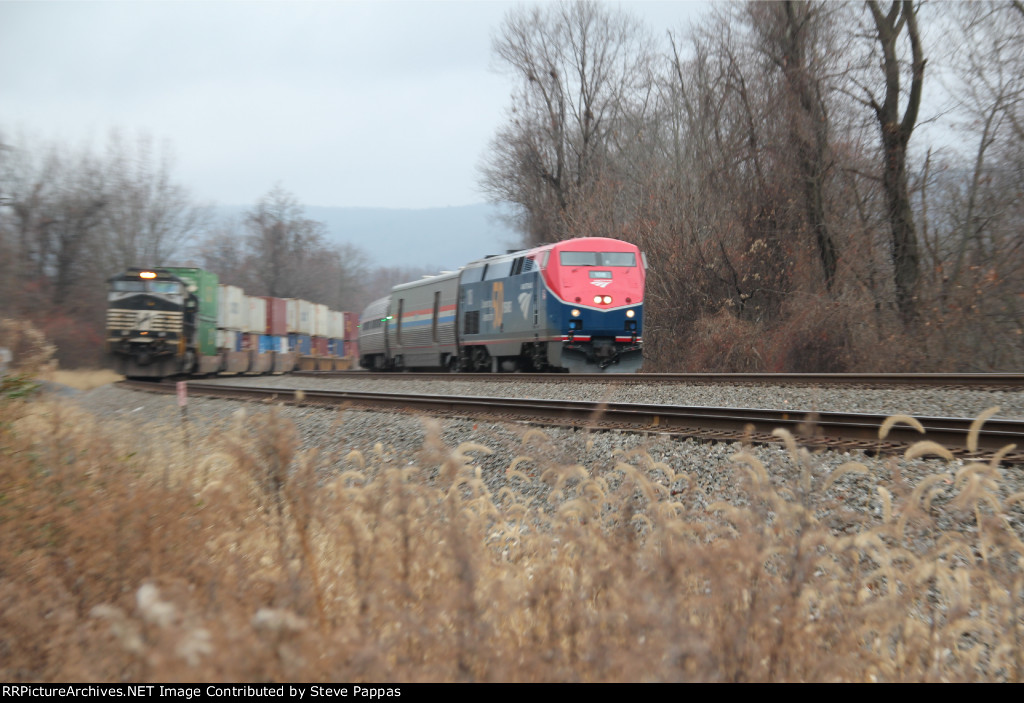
left=285, top=299, right=314, bottom=335
left=295, top=300, right=314, bottom=336
left=258, top=335, right=280, bottom=354
left=263, top=297, right=287, bottom=337
left=218, top=329, right=242, bottom=352
left=218, top=285, right=246, bottom=331
left=163, top=267, right=219, bottom=357
left=313, top=304, right=329, bottom=339
left=342, top=312, right=358, bottom=342
left=245, top=297, right=267, bottom=334
left=288, top=333, right=312, bottom=356
left=328, top=311, right=344, bottom=341
left=312, top=336, right=329, bottom=356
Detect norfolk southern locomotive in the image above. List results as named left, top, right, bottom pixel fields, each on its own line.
left=359, top=237, right=645, bottom=373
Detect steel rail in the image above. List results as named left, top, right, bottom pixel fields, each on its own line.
left=122, top=380, right=1024, bottom=463
left=293, top=370, right=1024, bottom=389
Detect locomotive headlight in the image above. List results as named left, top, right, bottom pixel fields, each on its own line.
left=593, top=296, right=602, bottom=304
left=570, top=308, right=581, bottom=317
left=139, top=271, right=156, bottom=279
left=626, top=309, right=635, bottom=318
left=602, top=296, right=612, bottom=304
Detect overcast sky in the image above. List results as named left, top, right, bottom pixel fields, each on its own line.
left=1, top=0, right=710, bottom=210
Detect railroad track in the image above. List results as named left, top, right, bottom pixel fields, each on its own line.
left=120, top=379, right=1024, bottom=464
left=294, top=370, right=1024, bottom=390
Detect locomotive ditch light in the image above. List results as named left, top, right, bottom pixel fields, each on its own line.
left=139, top=271, right=156, bottom=279
left=571, top=308, right=581, bottom=317
left=626, top=309, right=635, bottom=318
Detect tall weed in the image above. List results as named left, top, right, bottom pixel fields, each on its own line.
left=1, top=394, right=1021, bottom=682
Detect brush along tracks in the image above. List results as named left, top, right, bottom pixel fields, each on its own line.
left=120, top=379, right=1024, bottom=464
left=296, top=370, right=1024, bottom=391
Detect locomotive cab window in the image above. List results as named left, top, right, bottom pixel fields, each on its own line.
left=151, top=282, right=183, bottom=295
left=559, top=251, right=636, bottom=267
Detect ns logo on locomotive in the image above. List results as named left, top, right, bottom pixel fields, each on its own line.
left=359, top=236, right=646, bottom=373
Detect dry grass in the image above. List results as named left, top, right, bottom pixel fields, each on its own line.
left=2, top=318, right=1023, bottom=681
left=42, top=368, right=124, bottom=391
left=2, top=381, right=1022, bottom=682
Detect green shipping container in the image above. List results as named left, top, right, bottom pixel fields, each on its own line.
left=163, top=267, right=219, bottom=357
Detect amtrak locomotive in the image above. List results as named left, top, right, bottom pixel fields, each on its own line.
left=359, top=237, right=645, bottom=373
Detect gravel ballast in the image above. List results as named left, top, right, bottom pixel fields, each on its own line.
left=196, top=374, right=1024, bottom=420
left=66, top=379, right=1024, bottom=539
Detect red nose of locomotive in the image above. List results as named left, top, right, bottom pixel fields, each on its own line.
left=543, top=237, right=645, bottom=313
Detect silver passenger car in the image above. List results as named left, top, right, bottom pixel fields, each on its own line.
left=388, top=271, right=460, bottom=370
left=358, top=295, right=391, bottom=370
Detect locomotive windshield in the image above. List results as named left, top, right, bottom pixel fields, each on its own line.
left=559, top=251, right=636, bottom=267
left=110, top=280, right=183, bottom=295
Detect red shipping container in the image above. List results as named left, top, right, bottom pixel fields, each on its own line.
left=262, top=297, right=288, bottom=337
left=312, top=336, right=329, bottom=356
left=343, top=312, right=358, bottom=342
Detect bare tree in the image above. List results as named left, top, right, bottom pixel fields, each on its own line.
left=750, top=0, right=841, bottom=291
left=99, top=131, right=210, bottom=271
left=916, top=0, right=1024, bottom=368
left=244, top=185, right=327, bottom=299
left=198, top=186, right=374, bottom=312
left=861, top=0, right=926, bottom=322
left=481, top=0, right=651, bottom=245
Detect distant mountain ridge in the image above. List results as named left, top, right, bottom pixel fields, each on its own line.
left=214, top=202, right=523, bottom=271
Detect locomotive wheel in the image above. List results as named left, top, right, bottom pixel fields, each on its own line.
left=470, top=346, right=489, bottom=372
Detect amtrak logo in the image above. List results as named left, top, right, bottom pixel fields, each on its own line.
left=590, top=280, right=612, bottom=288
left=518, top=292, right=531, bottom=318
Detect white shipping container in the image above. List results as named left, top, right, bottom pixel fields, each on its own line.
left=217, top=285, right=246, bottom=331
left=285, top=298, right=299, bottom=334
left=217, top=329, right=240, bottom=351
left=314, top=304, right=330, bottom=338
left=297, top=300, right=315, bottom=336
left=329, top=310, right=345, bottom=340
left=245, top=296, right=267, bottom=334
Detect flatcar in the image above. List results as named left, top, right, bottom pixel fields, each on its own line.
left=359, top=236, right=645, bottom=373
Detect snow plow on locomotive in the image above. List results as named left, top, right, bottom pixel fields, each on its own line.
left=359, top=237, right=645, bottom=373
